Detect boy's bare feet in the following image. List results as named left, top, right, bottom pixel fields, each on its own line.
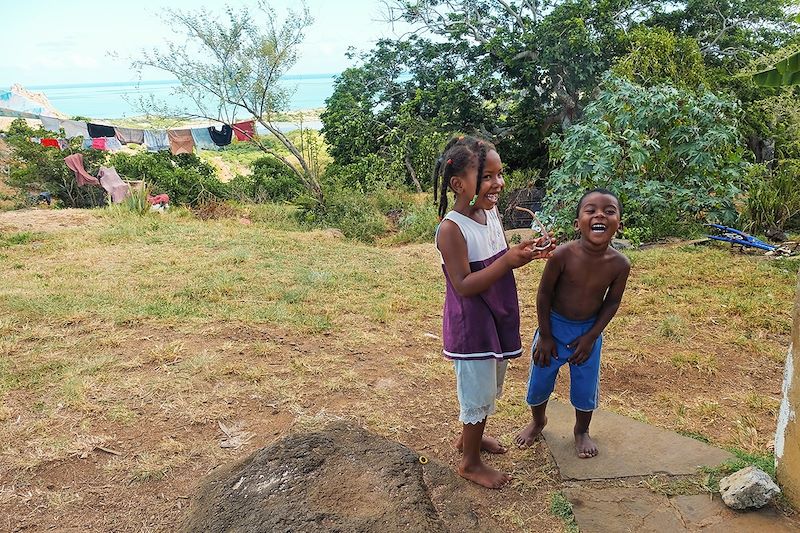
left=454, top=434, right=508, bottom=454
left=458, top=460, right=511, bottom=489
left=514, top=416, right=547, bottom=448
left=575, top=431, right=598, bottom=458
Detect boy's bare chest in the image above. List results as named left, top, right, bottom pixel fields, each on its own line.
left=559, top=259, right=616, bottom=292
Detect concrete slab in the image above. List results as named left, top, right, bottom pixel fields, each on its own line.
left=563, top=487, right=800, bottom=533
left=542, top=400, right=733, bottom=480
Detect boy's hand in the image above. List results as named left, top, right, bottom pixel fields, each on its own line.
left=533, top=334, right=558, bottom=367
left=567, top=334, right=598, bottom=365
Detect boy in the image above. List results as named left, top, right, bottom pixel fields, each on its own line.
left=515, top=189, right=630, bottom=458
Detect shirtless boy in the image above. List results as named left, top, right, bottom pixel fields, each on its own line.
left=515, top=189, right=631, bottom=458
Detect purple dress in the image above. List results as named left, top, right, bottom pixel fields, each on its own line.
left=436, top=208, right=522, bottom=361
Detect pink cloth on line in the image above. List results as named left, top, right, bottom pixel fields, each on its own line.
left=97, top=167, right=130, bottom=203
left=64, top=153, right=100, bottom=186
left=232, top=120, right=255, bottom=141
left=167, top=129, right=195, bottom=155
left=92, top=138, right=107, bottom=150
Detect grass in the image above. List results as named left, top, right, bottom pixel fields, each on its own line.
left=550, top=491, right=579, bottom=533
left=0, top=210, right=796, bottom=530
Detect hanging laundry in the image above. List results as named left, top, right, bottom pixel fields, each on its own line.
left=208, top=124, right=232, bottom=147
left=64, top=153, right=101, bottom=186
left=87, top=123, right=116, bottom=138
left=40, top=116, right=63, bottom=133
left=29, top=137, right=41, bottom=144
left=232, top=120, right=256, bottom=141
left=82, top=138, right=94, bottom=150
left=167, top=129, right=195, bottom=155
left=40, top=138, right=60, bottom=148
left=104, top=137, right=123, bottom=152
left=92, top=138, right=107, bottom=150
left=62, top=120, right=90, bottom=139
left=144, top=129, right=169, bottom=152
left=114, top=126, right=144, bottom=145
left=97, top=167, right=130, bottom=203
left=58, top=139, right=69, bottom=150
left=190, top=127, right=219, bottom=151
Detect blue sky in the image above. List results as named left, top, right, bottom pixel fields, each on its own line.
left=0, top=0, right=409, bottom=87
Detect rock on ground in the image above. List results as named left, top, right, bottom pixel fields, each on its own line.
left=180, top=422, right=501, bottom=533
left=719, top=466, right=781, bottom=510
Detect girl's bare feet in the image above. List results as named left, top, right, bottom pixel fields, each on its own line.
left=454, top=434, right=507, bottom=454
left=514, top=416, right=547, bottom=448
left=458, top=459, right=511, bottom=489
left=575, top=431, right=598, bottom=458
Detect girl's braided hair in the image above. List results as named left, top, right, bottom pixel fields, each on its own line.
left=432, top=135, right=496, bottom=220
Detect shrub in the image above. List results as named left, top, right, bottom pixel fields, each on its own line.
left=6, top=118, right=108, bottom=207
left=386, top=200, right=439, bottom=244
left=743, top=160, right=800, bottom=233
left=322, top=154, right=401, bottom=193
left=228, top=156, right=303, bottom=202
left=544, top=75, right=747, bottom=241
left=296, top=187, right=388, bottom=242
left=109, top=151, right=227, bottom=207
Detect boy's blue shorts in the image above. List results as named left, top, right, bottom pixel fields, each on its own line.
left=525, top=310, right=602, bottom=411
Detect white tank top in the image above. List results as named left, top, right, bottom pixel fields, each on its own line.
left=435, top=208, right=507, bottom=263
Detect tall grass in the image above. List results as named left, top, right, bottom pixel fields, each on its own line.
left=743, top=160, right=800, bottom=232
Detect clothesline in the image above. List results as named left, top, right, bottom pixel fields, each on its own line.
left=37, top=115, right=257, bottom=155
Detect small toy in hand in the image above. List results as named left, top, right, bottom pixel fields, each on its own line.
left=514, top=206, right=553, bottom=251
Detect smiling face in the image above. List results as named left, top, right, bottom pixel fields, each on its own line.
left=574, top=192, right=622, bottom=246
left=451, top=149, right=504, bottom=210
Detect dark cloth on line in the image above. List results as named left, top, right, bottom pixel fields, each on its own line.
left=87, top=123, right=116, bottom=138
left=208, top=124, right=232, bottom=147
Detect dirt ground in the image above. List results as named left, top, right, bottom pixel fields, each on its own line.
left=0, top=209, right=795, bottom=532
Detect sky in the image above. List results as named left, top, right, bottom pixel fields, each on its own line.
left=0, top=0, right=411, bottom=87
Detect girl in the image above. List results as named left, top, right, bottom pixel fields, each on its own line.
left=434, top=135, right=553, bottom=489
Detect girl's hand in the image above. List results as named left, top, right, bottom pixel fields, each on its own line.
left=504, top=239, right=541, bottom=268
left=530, top=236, right=556, bottom=260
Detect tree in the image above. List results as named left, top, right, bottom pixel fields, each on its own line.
left=131, top=1, right=323, bottom=201
left=542, top=75, right=747, bottom=241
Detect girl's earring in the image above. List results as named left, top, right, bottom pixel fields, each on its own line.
left=469, top=195, right=478, bottom=206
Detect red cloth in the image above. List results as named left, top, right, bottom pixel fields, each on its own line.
left=232, top=120, right=255, bottom=141
left=40, top=138, right=60, bottom=148
left=64, top=154, right=100, bottom=186
left=147, top=194, right=170, bottom=205
left=92, top=137, right=107, bottom=150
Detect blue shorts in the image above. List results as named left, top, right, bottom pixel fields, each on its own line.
left=525, top=310, right=602, bottom=411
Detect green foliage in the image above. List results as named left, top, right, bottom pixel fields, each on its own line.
left=386, top=201, right=439, bottom=245
left=112, top=184, right=152, bottom=216
left=0, top=231, right=38, bottom=247
left=6, top=118, right=108, bottom=208
left=109, top=151, right=226, bottom=207
left=322, top=154, right=401, bottom=193
left=550, top=491, right=579, bottom=533
left=544, top=75, right=747, bottom=240
left=228, top=156, right=303, bottom=203
left=613, top=27, right=707, bottom=89
left=296, top=187, right=388, bottom=242
left=743, top=160, right=800, bottom=232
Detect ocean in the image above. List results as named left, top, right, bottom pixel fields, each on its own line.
left=21, top=74, right=338, bottom=121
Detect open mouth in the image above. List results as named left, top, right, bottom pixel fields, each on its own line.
left=485, top=193, right=499, bottom=203
left=591, top=223, right=607, bottom=233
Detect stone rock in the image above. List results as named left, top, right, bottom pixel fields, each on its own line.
left=719, top=466, right=781, bottom=510
left=611, top=238, right=633, bottom=250
left=180, top=422, right=501, bottom=533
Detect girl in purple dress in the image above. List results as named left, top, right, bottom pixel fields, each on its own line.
left=434, top=135, right=554, bottom=489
